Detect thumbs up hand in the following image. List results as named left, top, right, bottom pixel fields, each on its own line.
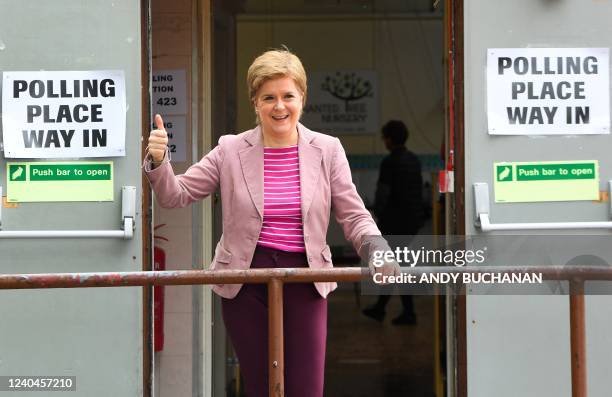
left=148, top=114, right=169, bottom=163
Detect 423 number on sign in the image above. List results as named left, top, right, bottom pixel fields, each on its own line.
left=156, top=97, right=177, bottom=106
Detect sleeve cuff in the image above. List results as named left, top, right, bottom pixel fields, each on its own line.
left=142, top=147, right=171, bottom=172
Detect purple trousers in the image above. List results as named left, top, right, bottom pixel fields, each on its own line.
left=222, top=246, right=328, bottom=397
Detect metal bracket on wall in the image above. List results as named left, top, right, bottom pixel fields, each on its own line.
left=473, top=181, right=612, bottom=232
left=0, top=186, right=136, bottom=239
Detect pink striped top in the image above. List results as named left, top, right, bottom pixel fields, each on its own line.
left=257, top=145, right=305, bottom=252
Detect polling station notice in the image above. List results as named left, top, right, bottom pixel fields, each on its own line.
left=487, top=48, right=610, bottom=135
left=2, top=70, right=126, bottom=158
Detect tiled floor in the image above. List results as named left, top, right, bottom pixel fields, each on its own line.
left=324, top=284, right=436, bottom=397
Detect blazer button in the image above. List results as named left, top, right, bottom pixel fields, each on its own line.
left=308, top=256, right=313, bottom=262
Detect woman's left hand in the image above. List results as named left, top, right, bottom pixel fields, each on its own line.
left=369, top=256, right=402, bottom=283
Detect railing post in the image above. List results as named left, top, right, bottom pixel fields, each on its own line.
left=268, top=278, right=284, bottom=397
left=569, top=279, right=586, bottom=397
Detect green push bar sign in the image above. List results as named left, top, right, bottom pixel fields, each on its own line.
left=494, top=160, right=599, bottom=203
left=7, top=162, right=113, bottom=202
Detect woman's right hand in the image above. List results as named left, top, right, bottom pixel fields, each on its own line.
left=148, top=114, right=169, bottom=163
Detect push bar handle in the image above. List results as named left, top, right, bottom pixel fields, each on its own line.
left=474, top=182, right=612, bottom=232
left=0, top=186, right=135, bottom=239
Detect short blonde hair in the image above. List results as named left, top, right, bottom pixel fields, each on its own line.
left=247, top=48, right=307, bottom=106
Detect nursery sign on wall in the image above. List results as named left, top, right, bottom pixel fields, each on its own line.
left=302, top=70, right=378, bottom=134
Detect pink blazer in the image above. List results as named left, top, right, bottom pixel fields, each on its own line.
left=144, top=123, right=382, bottom=299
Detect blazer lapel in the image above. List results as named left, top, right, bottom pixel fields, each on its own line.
left=239, top=127, right=264, bottom=219
left=298, top=124, right=323, bottom=222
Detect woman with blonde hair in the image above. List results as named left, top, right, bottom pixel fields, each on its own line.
left=145, top=48, right=396, bottom=396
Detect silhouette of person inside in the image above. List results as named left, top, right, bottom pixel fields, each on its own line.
left=363, top=120, right=424, bottom=325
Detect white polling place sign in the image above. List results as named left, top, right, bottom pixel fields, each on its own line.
left=152, top=69, right=188, bottom=162
left=152, top=69, right=187, bottom=115
left=487, top=48, right=609, bottom=135
left=1, top=70, right=126, bottom=158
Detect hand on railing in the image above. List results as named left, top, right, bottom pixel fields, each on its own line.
left=368, top=256, right=401, bottom=284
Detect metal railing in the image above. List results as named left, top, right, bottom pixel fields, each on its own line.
left=0, top=265, right=609, bottom=397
